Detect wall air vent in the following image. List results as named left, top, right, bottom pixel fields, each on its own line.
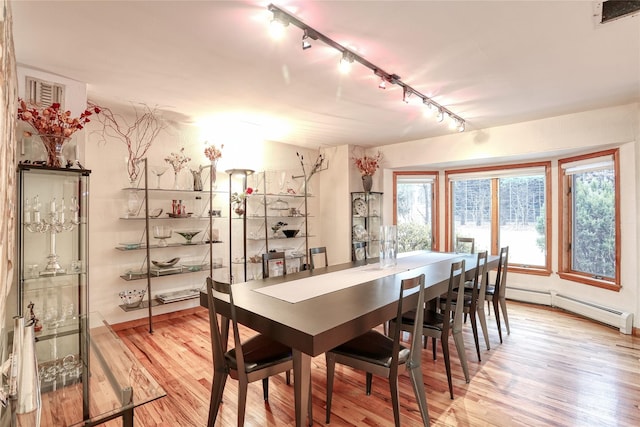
left=25, top=76, right=65, bottom=108
left=594, top=1, right=640, bottom=25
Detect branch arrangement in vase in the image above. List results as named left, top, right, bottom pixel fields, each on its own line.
left=88, top=101, right=167, bottom=183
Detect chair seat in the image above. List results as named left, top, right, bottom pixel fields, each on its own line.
left=400, top=309, right=446, bottom=331
left=226, top=334, right=292, bottom=373
left=330, top=330, right=410, bottom=368
left=445, top=292, right=473, bottom=307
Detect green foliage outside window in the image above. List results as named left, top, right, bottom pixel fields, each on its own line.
left=398, top=222, right=432, bottom=252
left=572, top=170, right=616, bottom=278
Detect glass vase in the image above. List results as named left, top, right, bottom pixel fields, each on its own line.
left=379, top=225, right=398, bottom=269
left=173, top=171, right=180, bottom=190
left=39, top=134, right=69, bottom=168
left=362, top=175, right=373, bottom=192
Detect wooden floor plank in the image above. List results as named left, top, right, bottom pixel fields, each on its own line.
left=112, top=301, right=640, bottom=426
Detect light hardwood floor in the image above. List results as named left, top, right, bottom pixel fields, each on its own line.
left=112, top=301, right=640, bottom=426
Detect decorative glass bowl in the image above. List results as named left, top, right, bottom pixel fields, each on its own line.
left=119, top=289, right=147, bottom=308
left=152, top=257, right=180, bottom=268
left=282, top=229, right=300, bottom=238
left=175, top=230, right=202, bottom=245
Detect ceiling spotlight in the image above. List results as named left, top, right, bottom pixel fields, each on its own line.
left=403, top=87, right=423, bottom=105
left=423, top=101, right=437, bottom=117
left=436, top=108, right=444, bottom=122
left=302, top=29, right=312, bottom=50
left=269, top=9, right=289, bottom=39
left=403, top=87, right=413, bottom=103
left=457, top=120, right=465, bottom=132
left=378, top=78, right=387, bottom=89
left=339, top=51, right=354, bottom=74
left=447, top=113, right=459, bottom=130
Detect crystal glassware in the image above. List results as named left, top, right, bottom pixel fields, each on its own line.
left=152, top=225, right=172, bottom=247
left=150, top=165, right=169, bottom=189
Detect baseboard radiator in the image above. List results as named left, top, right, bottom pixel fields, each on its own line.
left=506, top=287, right=553, bottom=305
left=552, top=293, right=633, bottom=335
left=505, top=287, right=633, bottom=335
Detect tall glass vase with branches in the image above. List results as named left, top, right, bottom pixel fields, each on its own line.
left=88, top=101, right=167, bottom=184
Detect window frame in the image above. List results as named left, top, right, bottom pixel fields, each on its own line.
left=557, top=149, right=621, bottom=290
left=445, top=161, right=552, bottom=276
left=393, top=171, right=439, bottom=252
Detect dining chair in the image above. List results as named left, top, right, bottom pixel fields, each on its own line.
left=485, top=246, right=510, bottom=343
left=262, top=251, right=287, bottom=278
left=455, top=236, right=475, bottom=253
left=352, top=241, right=367, bottom=261
left=442, top=251, right=490, bottom=361
left=391, top=260, right=469, bottom=399
left=308, top=246, right=328, bottom=269
left=325, top=274, right=429, bottom=426
left=206, top=278, right=295, bottom=427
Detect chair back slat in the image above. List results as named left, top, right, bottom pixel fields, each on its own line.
left=399, top=275, right=426, bottom=365
left=455, top=237, right=475, bottom=254
left=262, top=251, right=287, bottom=278
left=496, top=246, right=509, bottom=298
left=206, top=278, right=229, bottom=373
left=207, top=277, right=246, bottom=372
left=474, top=251, right=489, bottom=304
left=452, top=260, right=467, bottom=332
left=442, top=260, right=465, bottom=335
left=309, top=246, right=328, bottom=270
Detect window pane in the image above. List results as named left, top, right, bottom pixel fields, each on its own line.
left=396, top=179, right=433, bottom=252
left=571, top=169, right=616, bottom=278
left=452, top=179, right=491, bottom=253
left=498, top=176, right=546, bottom=266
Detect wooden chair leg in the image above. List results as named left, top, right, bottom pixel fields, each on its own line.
left=441, top=336, right=454, bottom=399
left=477, top=306, right=491, bottom=351
left=493, top=297, right=503, bottom=343
left=365, top=372, right=373, bottom=395
left=469, top=310, right=481, bottom=361
left=431, top=337, right=437, bottom=360
left=237, top=378, right=249, bottom=427
left=389, top=369, right=401, bottom=427
left=407, top=359, right=430, bottom=426
left=262, top=377, right=269, bottom=401
left=500, top=297, right=511, bottom=335
left=453, top=329, right=470, bottom=383
left=208, top=370, right=228, bottom=427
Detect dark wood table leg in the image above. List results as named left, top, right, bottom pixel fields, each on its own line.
left=293, top=349, right=312, bottom=427
left=123, top=407, right=134, bottom=427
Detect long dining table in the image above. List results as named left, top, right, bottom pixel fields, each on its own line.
left=199, top=250, right=498, bottom=426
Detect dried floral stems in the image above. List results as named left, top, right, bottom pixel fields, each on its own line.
left=352, top=150, right=383, bottom=176
left=295, top=151, right=327, bottom=184
left=88, top=101, right=167, bottom=181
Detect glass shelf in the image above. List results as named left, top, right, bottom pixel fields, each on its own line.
left=119, top=263, right=220, bottom=281
left=122, top=187, right=228, bottom=195
left=118, top=287, right=200, bottom=310
left=115, top=241, right=222, bottom=251
left=247, top=234, right=312, bottom=241
left=119, top=215, right=225, bottom=221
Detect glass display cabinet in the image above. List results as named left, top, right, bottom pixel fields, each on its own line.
left=16, top=164, right=90, bottom=392
left=351, top=191, right=383, bottom=260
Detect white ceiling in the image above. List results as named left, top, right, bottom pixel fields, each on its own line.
left=10, top=1, right=640, bottom=149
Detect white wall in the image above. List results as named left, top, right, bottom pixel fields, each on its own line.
left=373, top=103, right=640, bottom=328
